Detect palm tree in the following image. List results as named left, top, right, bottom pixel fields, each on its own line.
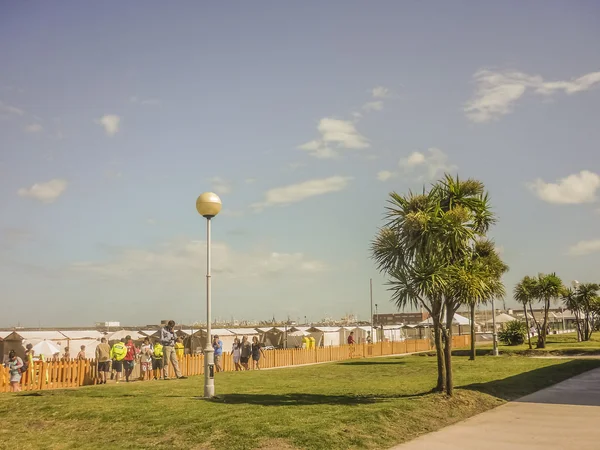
left=561, top=287, right=583, bottom=341
left=466, top=240, right=508, bottom=360
left=514, top=276, right=537, bottom=349
left=531, top=273, right=563, bottom=348
left=372, top=174, right=496, bottom=396
left=576, top=283, right=600, bottom=340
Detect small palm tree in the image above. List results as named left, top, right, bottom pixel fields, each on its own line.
left=577, top=283, right=600, bottom=340
left=531, top=273, right=563, bottom=348
left=514, top=276, right=537, bottom=349
left=561, top=287, right=583, bottom=341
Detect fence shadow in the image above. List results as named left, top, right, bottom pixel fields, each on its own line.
left=210, top=390, right=437, bottom=406
left=458, top=359, right=600, bottom=402
left=338, top=359, right=407, bottom=366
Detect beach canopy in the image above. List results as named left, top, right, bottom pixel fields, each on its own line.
left=107, top=330, right=144, bottom=341
left=419, top=313, right=471, bottom=326
left=32, top=340, right=62, bottom=358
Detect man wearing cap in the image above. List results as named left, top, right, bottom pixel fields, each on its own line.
left=160, top=320, right=186, bottom=380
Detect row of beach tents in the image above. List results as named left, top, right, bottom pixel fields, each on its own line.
left=0, top=325, right=414, bottom=361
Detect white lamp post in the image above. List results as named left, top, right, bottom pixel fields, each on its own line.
left=196, top=192, right=222, bottom=398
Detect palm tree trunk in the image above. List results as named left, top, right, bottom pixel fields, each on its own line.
left=537, top=298, right=550, bottom=349
left=444, top=311, right=454, bottom=396
left=432, top=319, right=445, bottom=392
left=469, top=303, right=476, bottom=360
left=523, top=305, right=532, bottom=350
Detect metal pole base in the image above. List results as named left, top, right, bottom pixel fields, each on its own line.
left=204, top=347, right=215, bottom=398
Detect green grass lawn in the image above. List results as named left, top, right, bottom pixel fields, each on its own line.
left=1, top=355, right=599, bottom=450
left=474, top=332, right=600, bottom=356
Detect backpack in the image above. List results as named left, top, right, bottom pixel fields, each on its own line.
left=20, top=361, right=28, bottom=374
left=153, top=343, right=163, bottom=358
left=112, top=342, right=127, bottom=361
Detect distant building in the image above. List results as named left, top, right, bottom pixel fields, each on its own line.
left=373, top=311, right=429, bottom=325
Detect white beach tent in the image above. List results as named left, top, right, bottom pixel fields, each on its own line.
left=286, top=330, right=310, bottom=348
left=196, top=328, right=236, bottom=352
left=67, top=339, right=101, bottom=359
left=353, top=326, right=378, bottom=343
left=308, top=326, right=342, bottom=347
left=60, top=330, right=105, bottom=340
left=107, top=330, right=144, bottom=342
left=419, top=313, right=472, bottom=326
left=31, top=340, right=62, bottom=359
left=381, top=325, right=405, bottom=342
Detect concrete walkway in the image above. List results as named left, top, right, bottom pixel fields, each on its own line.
left=392, top=368, right=600, bottom=449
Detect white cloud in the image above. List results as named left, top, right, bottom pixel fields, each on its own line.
left=245, top=178, right=256, bottom=184
left=288, top=162, right=306, bottom=171
left=399, top=148, right=457, bottom=180
left=377, top=170, right=395, bottom=182
left=465, top=69, right=600, bottom=123
left=209, top=176, right=233, bottom=195
left=372, top=86, right=390, bottom=98
left=363, top=101, right=383, bottom=112
left=96, top=114, right=121, bottom=136
left=17, top=178, right=68, bottom=204
left=71, top=238, right=328, bottom=281
left=252, top=176, right=352, bottom=210
left=528, top=170, right=600, bottom=204
left=24, top=123, right=43, bottom=133
left=299, top=118, right=369, bottom=159
left=568, top=239, right=600, bottom=256
left=0, top=100, right=24, bottom=116
left=147, top=218, right=156, bottom=225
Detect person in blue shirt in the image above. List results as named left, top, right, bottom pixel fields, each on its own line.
left=212, top=335, right=223, bottom=372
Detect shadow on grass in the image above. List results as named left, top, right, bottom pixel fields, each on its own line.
left=338, top=360, right=407, bottom=366
left=459, top=359, right=600, bottom=403
left=210, top=390, right=437, bottom=406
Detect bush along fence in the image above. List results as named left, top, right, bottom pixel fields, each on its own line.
left=1, top=335, right=470, bottom=393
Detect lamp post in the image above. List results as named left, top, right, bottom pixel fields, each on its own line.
left=196, top=192, right=222, bottom=398
left=572, top=280, right=580, bottom=338
left=491, top=298, right=499, bottom=356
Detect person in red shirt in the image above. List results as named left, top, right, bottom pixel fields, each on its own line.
left=123, top=336, right=139, bottom=382
left=347, top=331, right=356, bottom=358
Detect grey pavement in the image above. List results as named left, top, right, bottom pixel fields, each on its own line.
left=391, top=367, right=600, bottom=449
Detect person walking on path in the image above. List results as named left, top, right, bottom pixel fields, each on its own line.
left=251, top=336, right=266, bottom=370
left=160, top=320, right=186, bottom=380
left=95, top=337, right=111, bottom=384
left=110, top=338, right=127, bottom=384
left=213, top=335, right=223, bottom=372
left=5, top=350, right=24, bottom=392
left=232, top=338, right=242, bottom=371
left=240, top=336, right=251, bottom=370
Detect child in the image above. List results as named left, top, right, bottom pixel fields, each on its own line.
left=152, top=341, right=164, bottom=380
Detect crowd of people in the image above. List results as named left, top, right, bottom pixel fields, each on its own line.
left=3, top=320, right=271, bottom=391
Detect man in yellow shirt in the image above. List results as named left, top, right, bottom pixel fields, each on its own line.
left=109, top=339, right=127, bottom=383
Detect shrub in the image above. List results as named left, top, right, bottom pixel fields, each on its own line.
left=498, top=320, right=527, bottom=346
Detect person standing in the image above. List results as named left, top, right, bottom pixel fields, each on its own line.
left=95, top=337, right=111, bottom=384
left=77, top=345, right=87, bottom=360
left=175, top=337, right=185, bottom=359
left=240, top=336, right=251, bottom=370
left=160, top=320, right=186, bottom=380
left=109, top=338, right=127, bottom=384
left=24, top=343, right=34, bottom=385
left=152, top=341, right=164, bottom=380
left=232, top=338, right=242, bottom=371
left=63, top=347, right=71, bottom=360
left=347, top=331, right=356, bottom=358
left=123, top=336, right=138, bottom=382
left=212, top=335, right=223, bottom=372
left=5, top=350, right=24, bottom=392
left=251, top=336, right=265, bottom=370
left=139, top=337, right=153, bottom=381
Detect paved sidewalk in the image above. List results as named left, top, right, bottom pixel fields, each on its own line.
left=391, top=367, right=600, bottom=449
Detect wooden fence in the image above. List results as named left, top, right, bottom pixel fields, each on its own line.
left=1, top=335, right=469, bottom=393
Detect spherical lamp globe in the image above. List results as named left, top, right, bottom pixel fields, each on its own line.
left=196, top=192, right=222, bottom=218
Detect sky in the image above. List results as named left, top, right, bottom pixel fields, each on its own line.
left=1, top=1, right=599, bottom=327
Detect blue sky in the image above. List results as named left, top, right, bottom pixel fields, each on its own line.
left=1, top=1, right=599, bottom=327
